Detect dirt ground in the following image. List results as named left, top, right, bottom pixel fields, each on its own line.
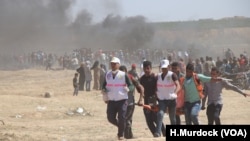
left=0, top=68, right=250, bottom=141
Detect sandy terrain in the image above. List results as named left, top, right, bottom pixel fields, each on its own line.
left=0, top=68, right=249, bottom=141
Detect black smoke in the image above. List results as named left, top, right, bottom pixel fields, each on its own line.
left=0, top=0, right=75, bottom=54
left=0, top=0, right=154, bottom=54
left=71, top=14, right=155, bottom=51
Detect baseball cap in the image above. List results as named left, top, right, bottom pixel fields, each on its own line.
left=110, top=57, right=120, bottom=64
left=160, top=59, right=169, bottom=68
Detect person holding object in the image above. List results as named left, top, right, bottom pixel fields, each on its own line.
left=139, top=60, right=166, bottom=137
left=154, top=59, right=181, bottom=137
left=119, top=65, right=144, bottom=139
left=134, top=103, right=159, bottom=112
left=101, top=57, right=134, bottom=140
left=170, top=62, right=185, bottom=125
left=201, top=67, right=250, bottom=125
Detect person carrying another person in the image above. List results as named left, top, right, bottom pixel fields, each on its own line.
left=171, top=62, right=185, bottom=125
left=179, top=63, right=211, bottom=125
left=139, top=60, right=166, bottom=137
left=154, top=59, right=181, bottom=137
left=119, top=65, right=144, bottom=139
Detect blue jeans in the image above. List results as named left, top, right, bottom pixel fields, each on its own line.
left=143, top=108, right=166, bottom=137
left=184, top=101, right=201, bottom=125
left=155, top=99, right=176, bottom=135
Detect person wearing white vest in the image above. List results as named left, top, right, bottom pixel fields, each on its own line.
left=102, top=57, right=134, bottom=140
left=154, top=59, right=181, bottom=137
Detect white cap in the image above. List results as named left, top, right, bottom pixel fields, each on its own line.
left=160, top=59, right=169, bottom=68
left=110, top=57, right=120, bottom=64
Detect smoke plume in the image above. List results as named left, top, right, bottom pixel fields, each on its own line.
left=0, top=0, right=154, bottom=55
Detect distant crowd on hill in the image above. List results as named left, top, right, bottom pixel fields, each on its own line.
left=0, top=47, right=249, bottom=74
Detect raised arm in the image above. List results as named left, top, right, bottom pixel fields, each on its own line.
left=222, top=80, right=250, bottom=97
left=197, top=73, right=211, bottom=83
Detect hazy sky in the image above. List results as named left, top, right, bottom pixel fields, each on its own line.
left=72, top=0, right=250, bottom=23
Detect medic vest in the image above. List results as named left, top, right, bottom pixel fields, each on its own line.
left=105, top=70, right=128, bottom=101
left=156, top=71, right=176, bottom=100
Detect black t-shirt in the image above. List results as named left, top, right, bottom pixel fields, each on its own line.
left=140, top=73, right=157, bottom=104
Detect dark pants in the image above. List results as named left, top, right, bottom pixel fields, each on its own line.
left=99, top=78, right=105, bottom=90
left=206, top=104, right=223, bottom=125
left=124, top=105, right=135, bottom=139
left=79, top=79, right=85, bottom=91
left=176, top=108, right=184, bottom=125
left=46, top=63, right=52, bottom=70
left=176, top=115, right=181, bottom=125
left=85, top=80, right=91, bottom=91
left=107, top=99, right=128, bottom=137
left=143, top=108, right=166, bottom=137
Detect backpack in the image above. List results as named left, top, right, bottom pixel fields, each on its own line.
left=179, top=73, right=204, bottom=99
